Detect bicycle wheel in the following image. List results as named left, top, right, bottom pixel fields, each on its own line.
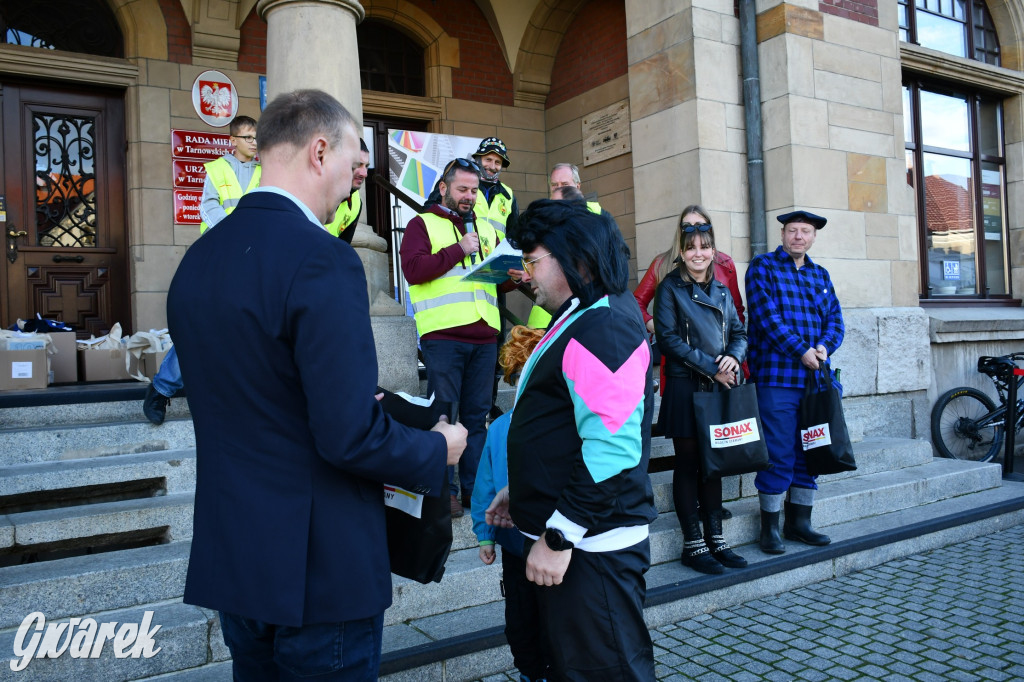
left=931, top=387, right=1004, bottom=462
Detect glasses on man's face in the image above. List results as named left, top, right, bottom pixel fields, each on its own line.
left=233, top=135, right=257, bottom=143
left=443, top=157, right=481, bottom=176
left=522, top=251, right=552, bottom=276
left=680, top=222, right=712, bottom=234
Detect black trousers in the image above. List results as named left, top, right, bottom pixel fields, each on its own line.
left=528, top=539, right=655, bottom=682
left=502, top=549, right=550, bottom=680
left=672, top=437, right=722, bottom=518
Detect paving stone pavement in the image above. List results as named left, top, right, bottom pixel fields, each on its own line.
left=473, top=524, right=1024, bottom=681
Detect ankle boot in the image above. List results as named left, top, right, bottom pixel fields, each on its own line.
left=702, top=508, right=747, bottom=568
left=783, top=501, right=831, bottom=546
left=680, top=513, right=724, bottom=574
left=759, top=510, right=785, bottom=554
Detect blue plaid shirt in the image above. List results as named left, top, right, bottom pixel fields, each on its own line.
left=745, top=246, right=844, bottom=389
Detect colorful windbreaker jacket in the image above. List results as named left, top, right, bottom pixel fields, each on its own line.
left=507, top=291, right=657, bottom=549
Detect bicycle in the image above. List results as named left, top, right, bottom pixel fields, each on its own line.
left=930, top=352, right=1024, bottom=462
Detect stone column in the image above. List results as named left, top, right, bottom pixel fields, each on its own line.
left=256, top=0, right=419, bottom=394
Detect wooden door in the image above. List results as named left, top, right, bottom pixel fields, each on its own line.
left=1, top=82, right=127, bottom=339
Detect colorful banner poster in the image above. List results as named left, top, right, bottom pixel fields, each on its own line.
left=388, top=130, right=481, bottom=233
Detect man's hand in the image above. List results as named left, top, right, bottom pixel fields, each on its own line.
left=485, top=486, right=514, bottom=528
left=507, top=267, right=525, bottom=284
left=646, top=319, right=655, bottom=334
left=814, top=344, right=828, bottom=363
left=526, top=534, right=571, bottom=586
left=801, top=347, right=820, bottom=370
left=458, top=231, right=480, bottom=255
left=431, top=416, right=467, bottom=465
left=479, top=544, right=496, bottom=565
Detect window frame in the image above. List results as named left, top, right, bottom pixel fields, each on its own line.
left=904, top=76, right=1013, bottom=304
left=899, top=0, right=1000, bottom=66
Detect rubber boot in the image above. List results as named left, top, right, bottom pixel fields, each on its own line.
left=702, top=508, right=747, bottom=568
left=783, top=501, right=831, bottom=546
left=759, top=510, right=785, bottom=555
left=681, top=513, right=724, bottom=574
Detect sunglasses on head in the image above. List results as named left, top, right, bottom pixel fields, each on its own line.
left=443, top=157, right=481, bottom=176
left=680, top=222, right=712, bottom=234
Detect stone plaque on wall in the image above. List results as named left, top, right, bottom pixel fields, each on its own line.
left=582, top=99, right=631, bottom=167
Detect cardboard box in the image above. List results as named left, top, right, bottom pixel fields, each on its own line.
left=79, top=347, right=139, bottom=382
left=49, top=331, right=78, bottom=384
left=0, top=349, right=48, bottom=390
left=142, top=350, right=168, bottom=380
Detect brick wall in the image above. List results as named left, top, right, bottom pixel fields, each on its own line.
left=406, top=0, right=512, bottom=106
left=547, top=0, right=627, bottom=109
left=238, top=8, right=267, bottom=74
left=157, top=0, right=191, bottom=63
left=819, top=0, right=879, bottom=26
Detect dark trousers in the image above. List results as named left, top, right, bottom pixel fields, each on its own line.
left=219, top=610, right=383, bottom=681
left=531, top=540, right=655, bottom=682
left=671, top=437, right=722, bottom=518
left=420, top=338, right=497, bottom=498
left=502, top=549, right=550, bottom=680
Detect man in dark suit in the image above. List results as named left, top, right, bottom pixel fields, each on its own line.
left=168, top=89, right=467, bottom=681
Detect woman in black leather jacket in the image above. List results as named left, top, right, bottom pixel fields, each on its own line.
left=653, top=212, right=748, bottom=575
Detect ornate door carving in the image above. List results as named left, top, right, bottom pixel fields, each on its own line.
left=1, top=82, right=127, bottom=339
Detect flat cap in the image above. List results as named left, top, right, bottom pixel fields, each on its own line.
left=777, top=210, right=827, bottom=229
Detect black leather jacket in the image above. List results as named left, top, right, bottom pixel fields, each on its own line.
left=653, top=268, right=747, bottom=381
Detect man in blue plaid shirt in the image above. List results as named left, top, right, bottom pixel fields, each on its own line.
left=745, top=210, right=844, bottom=555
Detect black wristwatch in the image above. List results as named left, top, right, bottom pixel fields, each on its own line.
left=544, top=528, right=575, bottom=551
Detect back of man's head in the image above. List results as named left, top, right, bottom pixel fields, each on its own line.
left=256, top=89, right=354, bottom=156
left=552, top=185, right=585, bottom=203
left=513, top=199, right=629, bottom=307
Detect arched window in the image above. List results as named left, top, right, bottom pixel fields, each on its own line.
left=357, top=20, right=425, bottom=97
left=0, top=0, right=123, bottom=58
left=898, top=0, right=999, bottom=65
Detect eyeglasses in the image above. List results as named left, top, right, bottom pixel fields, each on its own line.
left=681, top=222, right=712, bottom=234
left=443, top=157, right=481, bottom=176
left=522, top=251, right=552, bottom=276
left=233, top=135, right=257, bottom=143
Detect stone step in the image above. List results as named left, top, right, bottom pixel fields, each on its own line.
left=0, top=541, right=190, bottom=630
left=0, top=449, right=197, bottom=501
left=376, top=480, right=1024, bottom=682
left=4, top=470, right=1020, bottom=681
left=1, top=492, right=194, bottom=553
left=0, top=420, right=195, bottom=467
left=0, top=395, right=190, bottom=430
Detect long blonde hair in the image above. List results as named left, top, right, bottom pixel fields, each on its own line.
left=654, top=204, right=714, bottom=283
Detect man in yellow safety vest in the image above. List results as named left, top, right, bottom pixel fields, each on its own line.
left=325, top=138, right=370, bottom=242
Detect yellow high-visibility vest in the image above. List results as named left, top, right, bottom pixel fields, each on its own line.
left=407, top=213, right=501, bottom=337
left=199, top=157, right=261, bottom=234
left=474, top=182, right=514, bottom=239
left=325, top=191, right=362, bottom=238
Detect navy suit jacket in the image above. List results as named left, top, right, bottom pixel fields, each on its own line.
left=168, top=190, right=446, bottom=627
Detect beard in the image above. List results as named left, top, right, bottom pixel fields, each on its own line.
left=443, top=193, right=472, bottom=218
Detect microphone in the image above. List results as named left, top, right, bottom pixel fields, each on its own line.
left=463, top=213, right=477, bottom=265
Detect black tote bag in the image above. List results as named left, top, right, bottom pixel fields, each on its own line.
left=377, top=389, right=454, bottom=584
left=798, top=366, right=857, bottom=476
left=693, top=382, right=771, bottom=480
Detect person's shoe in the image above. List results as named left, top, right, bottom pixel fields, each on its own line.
left=449, top=494, right=464, bottom=519
left=759, top=509, right=785, bottom=555
left=783, top=501, right=831, bottom=546
left=143, top=385, right=170, bottom=425
left=681, top=513, right=724, bottom=575
left=702, top=508, right=747, bottom=568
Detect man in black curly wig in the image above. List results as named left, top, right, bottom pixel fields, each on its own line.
left=489, top=199, right=657, bottom=681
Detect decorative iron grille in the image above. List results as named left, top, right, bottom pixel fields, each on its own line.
left=34, top=113, right=98, bottom=248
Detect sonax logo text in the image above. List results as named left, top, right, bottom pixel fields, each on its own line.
left=10, top=611, right=161, bottom=672
left=710, top=418, right=760, bottom=448
left=801, top=423, right=832, bottom=450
